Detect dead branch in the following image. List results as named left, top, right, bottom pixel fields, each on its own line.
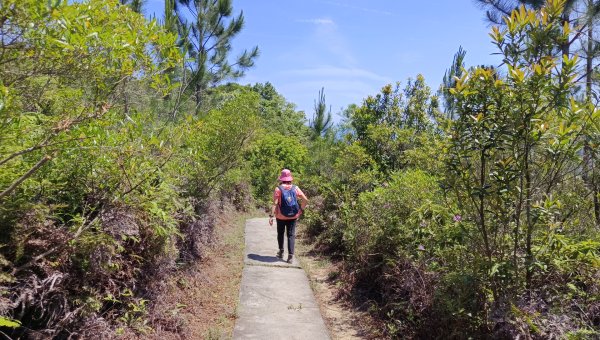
left=0, top=155, right=51, bottom=200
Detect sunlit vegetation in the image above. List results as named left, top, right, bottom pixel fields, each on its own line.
left=0, top=0, right=598, bottom=338
left=303, top=1, right=599, bottom=338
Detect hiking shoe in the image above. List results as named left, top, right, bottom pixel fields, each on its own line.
left=286, top=254, right=293, bottom=263
left=276, top=249, right=284, bottom=259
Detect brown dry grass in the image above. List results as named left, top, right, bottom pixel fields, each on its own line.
left=296, top=227, right=385, bottom=340
left=131, top=212, right=250, bottom=340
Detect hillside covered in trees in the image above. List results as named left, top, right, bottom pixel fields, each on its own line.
left=1, top=0, right=599, bottom=338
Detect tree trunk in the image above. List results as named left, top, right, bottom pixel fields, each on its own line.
left=524, top=121, right=533, bottom=293
left=195, top=81, right=202, bottom=107
left=584, top=2, right=600, bottom=227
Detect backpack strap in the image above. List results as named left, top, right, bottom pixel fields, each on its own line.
left=277, top=185, right=284, bottom=206
left=291, top=185, right=299, bottom=207
left=278, top=185, right=296, bottom=198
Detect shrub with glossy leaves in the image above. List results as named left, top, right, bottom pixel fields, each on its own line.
left=246, top=132, right=308, bottom=204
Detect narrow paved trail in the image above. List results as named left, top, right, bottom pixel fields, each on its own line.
left=233, top=218, right=330, bottom=339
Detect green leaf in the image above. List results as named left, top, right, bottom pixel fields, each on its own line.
left=0, top=316, right=21, bottom=328
left=490, top=262, right=501, bottom=276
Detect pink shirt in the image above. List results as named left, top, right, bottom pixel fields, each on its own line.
left=273, top=184, right=307, bottom=220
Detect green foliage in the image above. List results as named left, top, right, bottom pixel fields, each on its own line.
left=174, top=91, right=259, bottom=199
left=0, top=316, right=21, bottom=328
left=252, top=82, right=309, bottom=138
left=303, top=2, right=600, bottom=337
left=175, top=0, right=260, bottom=105
left=0, top=0, right=260, bottom=337
left=246, top=132, right=308, bottom=204
left=440, top=46, right=466, bottom=119
left=438, top=1, right=599, bottom=336
left=343, top=170, right=443, bottom=265
left=331, top=143, right=380, bottom=191
left=242, top=83, right=309, bottom=204
left=301, top=141, right=379, bottom=247
left=309, top=87, right=333, bottom=139
left=566, top=328, right=600, bottom=339
left=339, top=169, right=479, bottom=337
left=0, top=0, right=181, bottom=205
left=447, top=0, right=583, bottom=297
left=348, top=77, right=441, bottom=173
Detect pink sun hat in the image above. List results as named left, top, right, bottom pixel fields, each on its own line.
left=278, top=169, right=293, bottom=182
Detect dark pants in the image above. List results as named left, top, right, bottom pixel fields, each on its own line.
left=276, top=218, right=297, bottom=255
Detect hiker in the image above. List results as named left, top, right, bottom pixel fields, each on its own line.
left=269, top=169, right=308, bottom=263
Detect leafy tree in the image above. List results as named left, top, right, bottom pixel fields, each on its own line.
left=175, top=0, right=259, bottom=107
left=448, top=0, right=583, bottom=295
left=478, top=0, right=600, bottom=226
left=302, top=1, right=600, bottom=337
left=252, top=82, right=309, bottom=138
left=0, top=0, right=187, bottom=336
left=476, top=0, right=600, bottom=83
left=0, top=0, right=180, bottom=202
left=477, top=0, right=556, bottom=24
left=246, top=133, right=308, bottom=204
left=349, top=76, right=440, bottom=173
left=310, top=87, right=333, bottom=139
left=175, top=91, right=260, bottom=199
left=162, top=0, right=189, bottom=50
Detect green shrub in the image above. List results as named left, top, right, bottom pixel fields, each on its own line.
left=173, top=91, right=259, bottom=201
left=344, top=169, right=442, bottom=266
left=246, top=132, right=308, bottom=205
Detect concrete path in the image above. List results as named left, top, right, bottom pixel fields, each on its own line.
left=233, top=218, right=330, bottom=340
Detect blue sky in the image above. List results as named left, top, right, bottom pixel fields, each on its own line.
left=145, top=0, right=502, bottom=119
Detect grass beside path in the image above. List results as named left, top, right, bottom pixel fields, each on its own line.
left=133, top=211, right=254, bottom=339
left=296, top=224, right=383, bottom=340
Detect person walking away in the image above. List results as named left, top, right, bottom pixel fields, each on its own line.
left=269, top=169, right=308, bottom=263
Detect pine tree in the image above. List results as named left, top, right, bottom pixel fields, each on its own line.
left=310, top=87, right=333, bottom=139
left=440, top=46, right=466, bottom=119
left=176, top=0, right=259, bottom=107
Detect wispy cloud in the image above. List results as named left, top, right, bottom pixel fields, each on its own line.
left=323, top=1, right=394, bottom=16
left=279, top=78, right=384, bottom=116
left=283, top=66, right=391, bottom=84
left=296, top=18, right=335, bottom=25
left=313, top=20, right=355, bottom=67
left=277, top=66, right=392, bottom=114
left=280, top=17, right=355, bottom=67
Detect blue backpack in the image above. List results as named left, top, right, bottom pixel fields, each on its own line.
left=279, top=185, right=299, bottom=217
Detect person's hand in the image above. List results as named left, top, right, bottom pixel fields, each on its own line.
left=269, top=216, right=274, bottom=226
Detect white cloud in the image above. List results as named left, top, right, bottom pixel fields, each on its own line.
left=313, top=21, right=356, bottom=67
left=276, top=18, right=356, bottom=67
left=296, top=18, right=335, bottom=25
left=283, top=66, right=391, bottom=84
left=275, top=66, right=392, bottom=116
left=323, top=1, right=394, bottom=16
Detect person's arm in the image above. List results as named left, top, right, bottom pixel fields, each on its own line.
left=270, top=198, right=278, bottom=218
left=297, top=188, right=308, bottom=212
left=269, top=188, right=279, bottom=225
